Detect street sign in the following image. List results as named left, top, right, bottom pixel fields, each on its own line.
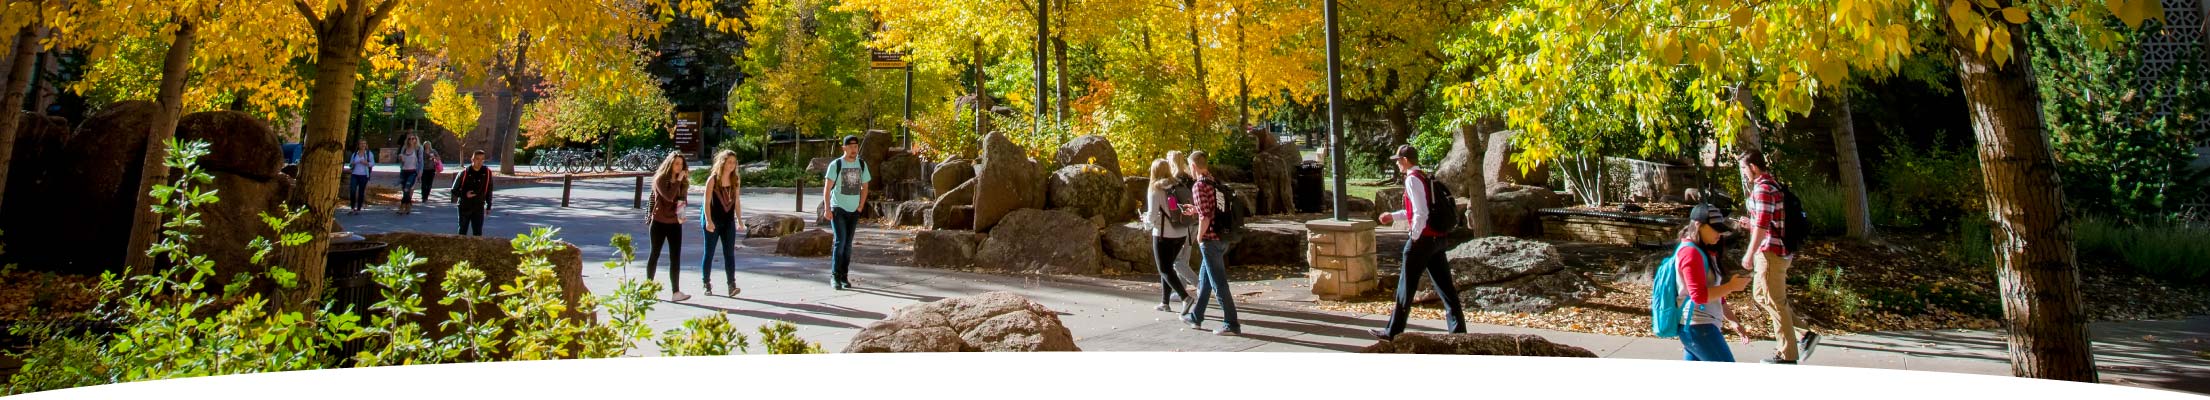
left=673, top=112, right=702, bottom=154
left=870, top=50, right=908, bottom=69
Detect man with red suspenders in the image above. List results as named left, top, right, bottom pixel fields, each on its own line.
left=1369, top=145, right=1467, bottom=340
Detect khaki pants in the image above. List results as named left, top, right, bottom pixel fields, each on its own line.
left=1751, top=251, right=1807, bottom=361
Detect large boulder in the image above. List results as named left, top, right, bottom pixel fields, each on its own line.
left=976, top=209, right=1101, bottom=274
left=931, top=159, right=976, bottom=197
left=361, top=232, right=591, bottom=325
left=1251, top=143, right=1300, bottom=215
left=974, top=133, right=1045, bottom=232
left=0, top=113, right=76, bottom=269
left=1099, top=223, right=1154, bottom=268
left=175, top=111, right=296, bottom=285
left=859, top=129, right=896, bottom=178
left=877, top=152, right=926, bottom=201
left=1435, top=125, right=1487, bottom=196
left=1358, top=333, right=1597, bottom=357
left=913, top=230, right=984, bottom=269
left=1484, top=131, right=1550, bottom=188
left=746, top=215, right=808, bottom=239
left=1487, top=184, right=1565, bottom=237
left=928, top=179, right=977, bottom=230
left=1374, top=187, right=1406, bottom=219
left=895, top=200, right=933, bottom=227
left=1226, top=224, right=1306, bottom=267
left=1416, top=236, right=1595, bottom=313
left=777, top=229, right=835, bottom=257
left=1046, top=164, right=1123, bottom=219
left=50, top=101, right=162, bottom=274
left=1114, top=177, right=1148, bottom=224
left=1052, top=135, right=1120, bottom=174
left=844, top=291, right=1080, bottom=352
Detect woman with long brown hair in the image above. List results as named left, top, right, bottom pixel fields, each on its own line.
left=698, top=150, right=745, bottom=297
left=648, top=152, right=693, bottom=302
left=1143, top=158, right=1193, bottom=312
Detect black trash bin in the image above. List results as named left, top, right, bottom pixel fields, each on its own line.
left=325, top=240, right=389, bottom=364
left=1295, top=160, right=1325, bottom=213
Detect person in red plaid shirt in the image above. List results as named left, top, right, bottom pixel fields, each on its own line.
left=1177, top=151, right=1239, bottom=336
left=1737, top=148, right=1819, bottom=364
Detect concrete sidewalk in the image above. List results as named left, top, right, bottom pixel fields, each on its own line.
left=335, top=177, right=2210, bottom=395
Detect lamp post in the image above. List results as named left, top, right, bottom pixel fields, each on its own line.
left=1324, top=0, right=1347, bottom=221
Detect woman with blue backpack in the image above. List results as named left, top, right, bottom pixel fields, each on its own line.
left=1654, top=204, right=1751, bottom=362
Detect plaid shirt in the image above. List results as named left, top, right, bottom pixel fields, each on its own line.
left=1747, top=173, right=1788, bottom=257
left=1194, top=178, right=1221, bottom=241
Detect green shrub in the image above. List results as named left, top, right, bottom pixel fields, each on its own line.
left=716, top=134, right=768, bottom=164
left=2033, top=10, right=2210, bottom=223
left=1950, top=217, right=1998, bottom=271
left=1785, top=179, right=1847, bottom=237
left=1875, top=130, right=1984, bottom=228
left=1347, top=150, right=1389, bottom=180
left=2076, top=218, right=2210, bottom=283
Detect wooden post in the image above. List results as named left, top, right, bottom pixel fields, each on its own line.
left=562, top=174, right=573, bottom=207
left=634, top=175, right=644, bottom=209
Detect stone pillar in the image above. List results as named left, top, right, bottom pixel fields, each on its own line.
left=1305, top=219, right=1379, bottom=300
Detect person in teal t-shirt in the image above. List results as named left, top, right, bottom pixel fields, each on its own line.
left=820, top=135, right=871, bottom=290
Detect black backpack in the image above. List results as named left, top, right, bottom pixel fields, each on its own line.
left=1201, top=178, right=1248, bottom=238
left=1774, top=180, right=1809, bottom=255
left=1413, top=171, right=1461, bottom=235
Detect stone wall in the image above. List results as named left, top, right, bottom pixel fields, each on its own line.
left=1538, top=209, right=1683, bottom=245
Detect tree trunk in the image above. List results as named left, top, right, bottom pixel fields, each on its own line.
left=1186, top=0, right=1207, bottom=146
left=284, top=5, right=378, bottom=306
left=1949, top=21, right=2097, bottom=382
left=122, top=20, right=202, bottom=271
left=1033, top=0, right=1048, bottom=136
left=1826, top=95, right=1875, bottom=240
left=1457, top=124, right=1493, bottom=236
left=1384, top=100, right=1412, bottom=184
left=0, top=27, right=39, bottom=213
left=498, top=34, right=531, bottom=176
left=1053, top=35, right=1069, bottom=130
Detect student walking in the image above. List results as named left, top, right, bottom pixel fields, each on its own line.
left=1666, top=204, right=1751, bottom=362
left=1179, top=151, right=1239, bottom=336
left=821, top=135, right=871, bottom=290
left=700, top=150, right=745, bottom=297
left=453, top=150, right=495, bottom=237
left=420, top=146, right=442, bottom=203
left=1737, top=149, right=1820, bottom=364
left=1369, top=145, right=1467, bottom=340
left=396, top=134, right=422, bottom=215
left=647, top=152, right=692, bottom=302
left=1165, top=151, right=1200, bottom=294
left=347, top=139, right=374, bottom=215
left=1143, top=158, right=1193, bottom=311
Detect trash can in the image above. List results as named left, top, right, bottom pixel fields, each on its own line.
left=325, top=239, right=389, bottom=364
left=1295, top=160, right=1325, bottom=213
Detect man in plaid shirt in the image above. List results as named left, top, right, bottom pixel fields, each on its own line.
left=1738, top=148, right=1819, bottom=364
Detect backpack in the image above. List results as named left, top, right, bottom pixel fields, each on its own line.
left=1775, top=181, right=1809, bottom=255
left=1650, top=242, right=1718, bottom=339
left=1201, top=178, right=1248, bottom=238
left=1155, top=179, right=1196, bottom=229
left=1409, top=170, right=1460, bottom=236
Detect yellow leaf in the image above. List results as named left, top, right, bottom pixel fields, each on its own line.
left=1974, top=24, right=1990, bottom=54
left=1948, top=0, right=1977, bottom=33
left=1730, top=7, right=1753, bottom=28
left=2001, top=7, right=2028, bottom=24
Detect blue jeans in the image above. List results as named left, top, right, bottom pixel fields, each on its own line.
left=1185, top=239, right=1238, bottom=331
left=1680, top=323, right=1735, bottom=362
left=701, top=224, right=738, bottom=286
left=398, top=170, right=418, bottom=203
left=348, top=174, right=370, bottom=210
left=829, top=208, right=860, bottom=284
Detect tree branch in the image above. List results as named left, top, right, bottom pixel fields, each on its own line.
left=293, top=0, right=323, bottom=30
left=367, top=0, right=402, bottom=30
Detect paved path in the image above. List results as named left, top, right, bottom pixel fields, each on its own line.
left=336, top=177, right=2210, bottom=395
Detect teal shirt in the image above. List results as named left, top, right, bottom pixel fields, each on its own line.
left=824, top=157, right=872, bottom=212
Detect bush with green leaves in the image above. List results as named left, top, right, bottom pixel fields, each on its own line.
left=2032, top=10, right=2210, bottom=224
left=1873, top=130, right=1985, bottom=228
left=2074, top=218, right=2210, bottom=283
left=4, top=140, right=825, bottom=396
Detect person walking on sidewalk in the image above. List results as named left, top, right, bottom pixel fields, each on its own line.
left=420, top=145, right=442, bottom=203
left=347, top=139, right=374, bottom=215
left=821, top=135, right=871, bottom=290
left=1178, top=151, right=1239, bottom=336
left=396, top=134, right=422, bottom=215
left=1165, top=150, right=1200, bottom=296
left=453, top=150, right=495, bottom=236
left=647, top=152, right=693, bottom=302
left=1143, top=158, right=1193, bottom=312
left=1737, top=148, right=1819, bottom=364
left=1672, top=204, right=1752, bottom=362
left=699, top=150, right=745, bottom=297
left=1369, top=145, right=1467, bottom=340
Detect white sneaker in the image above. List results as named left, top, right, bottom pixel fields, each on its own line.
left=670, top=292, right=692, bottom=302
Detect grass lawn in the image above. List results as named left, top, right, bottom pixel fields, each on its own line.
left=1324, top=176, right=1391, bottom=200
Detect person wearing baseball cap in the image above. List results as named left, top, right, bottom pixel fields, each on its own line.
left=821, top=134, right=871, bottom=290
left=1673, top=203, right=1752, bottom=362
left=1369, top=144, right=1467, bottom=340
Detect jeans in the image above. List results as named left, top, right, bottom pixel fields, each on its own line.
left=1384, top=235, right=1466, bottom=336
left=647, top=221, right=683, bottom=291
left=457, top=211, right=485, bottom=236
left=1681, top=323, right=1735, bottom=362
left=349, top=174, right=370, bottom=210
left=829, top=208, right=859, bottom=285
left=1185, top=239, right=1238, bottom=331
left=1152, top=236, right=1190, bottom=304
left=701, top=224, right=738, bottom=287
left=399, top=170, right=418, bottom=204
left=420, top=172, right=436, bottom=202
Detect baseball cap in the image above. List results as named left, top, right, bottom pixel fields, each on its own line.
left=1689, top=204, right=1731, bottom=234
left=842, top=135, right=862, bottom=145
left=1390, top=145, right=1418, bottom=161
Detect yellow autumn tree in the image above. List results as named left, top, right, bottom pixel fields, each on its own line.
left=425, top=79, right=481, bottom=140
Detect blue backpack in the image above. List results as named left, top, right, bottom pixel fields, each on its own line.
left=1650, top=242, right=1718, bottom=339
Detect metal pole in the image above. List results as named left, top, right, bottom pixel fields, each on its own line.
left=904, top=66, right=914, bottom=149
left=1324, top=0, right=1347, bottom=221
left=634, top=175, right=644, bottom=209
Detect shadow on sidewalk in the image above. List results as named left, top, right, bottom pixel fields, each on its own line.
left=658, top=300, right=865, bottom=330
